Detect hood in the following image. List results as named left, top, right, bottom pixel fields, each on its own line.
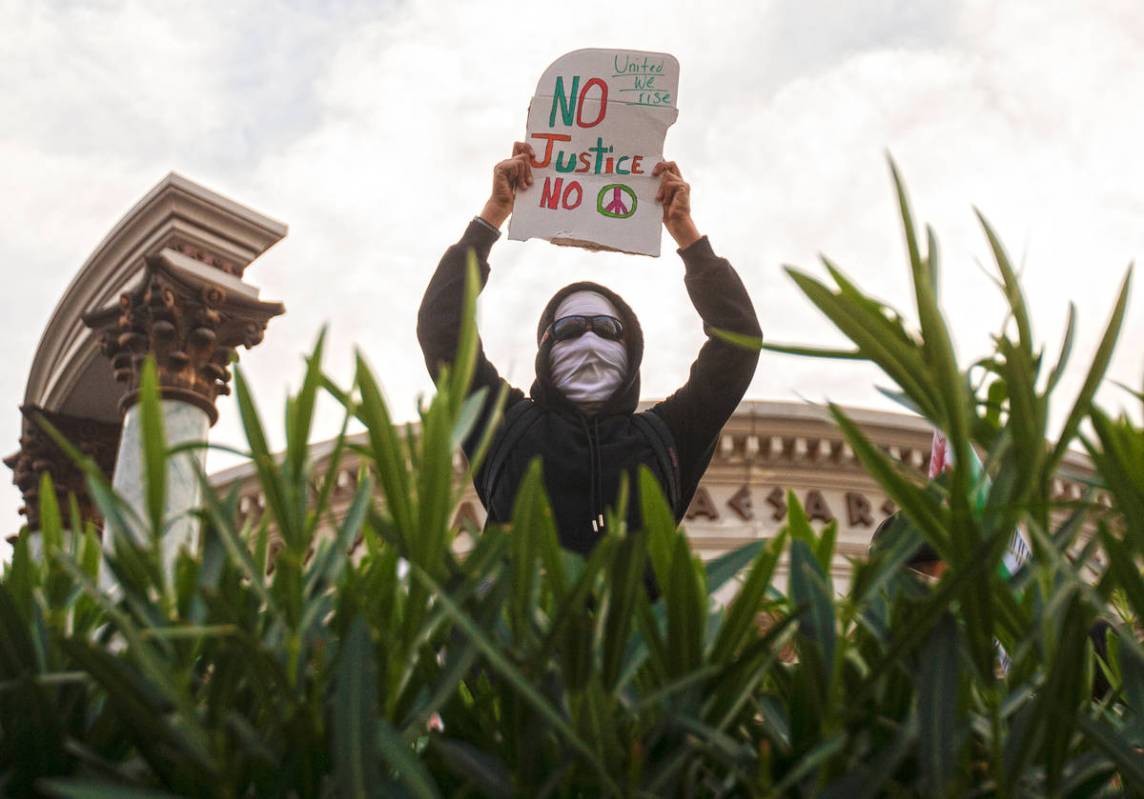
left=531, top=281, right=644, bottom=416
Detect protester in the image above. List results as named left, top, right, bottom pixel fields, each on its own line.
left=417, top=142, right=761, bottom=555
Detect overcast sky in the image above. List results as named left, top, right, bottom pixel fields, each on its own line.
left=2, top=0, right=1142, bottom=558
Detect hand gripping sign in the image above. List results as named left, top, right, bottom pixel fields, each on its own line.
left=507, top=49, right=680, bottom=257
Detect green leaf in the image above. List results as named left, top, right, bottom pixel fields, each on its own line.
left=335, top=616, right=382, bottom=799
left=767, top=735, right=846, bottom=797
left=535, top=535, right=617, bottom=673
left=191, top=465, right=275, bottom=613
left=233, top=366, right=295, bottom=550
left=459, top=382, right=508, bottom=479
left=786, top=488, right=814, bottom=545
left=917, top=613, right=960, bottom=796
left=138, top=356, right=167, bottom=551
left=709, top=326, right=763, bottom=351
left=814, top=519, right=838, bottom=574
left=1047, top=266, right=1132, bottom=473
left=508, top=459, right=547, bottom=640
left=1118, top=635, right=1144, bottom=724
left=1040, top=594, right=1090, bottom=793
left=704, top=612, right=799, bottom=731
left=891, top=163, right=976, bottom=563
left=603, top=526, right=647, bottom=690
left=975, top=208, right=1033, bottom=357
left=289, top=328, right=326, bottom=482
left=790, top=538, right=835, bottom=682
left=1112, top=379, right=1144, bottom=403
left=427, top=737, right=513, bottom=798
left=820, top=717, right=916, bottom=799
left=376, top=718, right=441, bottom=799
left=829, top=404, right=951, bottom=558
left=355, top=354, right=415, bottom=544
left=925, top=224, right=941, bottom=300
left=710, top=531, right=787, bottom=663
left=451, top=386, right=489, bottom=452
left=410, top=562, right=618, bottom=794
left=446, top=251, right=482, bottom=416
left=761, top=341, right=867, bottom=360
left=639, top=465, right=677, bottom=593
left=1087, top=411, right=1144, bottom=537
left=400, top=637, right=479, bottom=740
left=1100, top=529, right=1144, bottom=623
left=58, top=638, right=213, bottom=781
left=1045, top=302, right=1076, bottom=394
left=0, top=582, right=38, bottom=674
left=1076, top=715, right=1144, bottom=794
left=703, top=540, right=763, bottom=596
left=415, top=377, right=454, bottom=571
left=856, top=528, right=1009, bottom=702
left=306, top=473, right=373, bottom=599
left=888, top=157, right=923, bottom=287
left=786, top=267, right=940, bottom=423
left=52, top=555, right=185, bottom=703
left=5, top=534, right=35, bottom=623
left=666, top=534, right=704, bottom=676
left=38, top=472, right=62, bottom=557
left=39, top=780, right=182, bottom=799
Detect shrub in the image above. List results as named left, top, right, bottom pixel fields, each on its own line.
left=1, top=164, right=1141, bottom=797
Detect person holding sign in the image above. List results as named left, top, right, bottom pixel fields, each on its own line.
left=417, top=141, right=760, bottom=559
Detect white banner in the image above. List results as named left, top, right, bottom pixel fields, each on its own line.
left=508, top=48, right=680, bottom=257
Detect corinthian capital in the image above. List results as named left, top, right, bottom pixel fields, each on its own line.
left=4, top=406, right=120, bottom=533
left=83, top=249, right=285, bottom=425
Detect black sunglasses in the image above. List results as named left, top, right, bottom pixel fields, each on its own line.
left=544, top=314, right=624, bottom=344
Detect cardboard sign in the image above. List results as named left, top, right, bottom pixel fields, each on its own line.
left=507, top=48, right=680, bottom=257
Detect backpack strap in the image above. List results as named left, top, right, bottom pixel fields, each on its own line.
left=632, top=410, right=682, bottom=518
left=480, top=400, right=542, bottom=517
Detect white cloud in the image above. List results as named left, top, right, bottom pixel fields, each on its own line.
left=2, top=0, right=1142, bottom=559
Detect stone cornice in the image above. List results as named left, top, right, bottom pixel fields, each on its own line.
left=83, top=249, right=285, bottom=425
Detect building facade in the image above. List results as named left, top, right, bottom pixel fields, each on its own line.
left=7, top=173, right=1101, bottom=594
left=208, top=400, right=1100, bottom=594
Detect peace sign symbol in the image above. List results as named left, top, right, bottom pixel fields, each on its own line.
left=597, top=183, right=637, bottom=219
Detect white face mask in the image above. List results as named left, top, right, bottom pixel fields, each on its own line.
left=548, top=291, right=629, bottom=414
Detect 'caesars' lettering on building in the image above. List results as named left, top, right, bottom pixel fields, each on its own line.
left=681, top=486, right=893, bottom=526
left=453, top=487, right=896, bottom=531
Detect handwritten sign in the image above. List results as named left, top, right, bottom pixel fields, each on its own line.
left=507, top=49, right=680, bottom=257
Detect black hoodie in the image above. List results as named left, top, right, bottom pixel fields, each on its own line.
left=417, top=218, right=761, bottom=555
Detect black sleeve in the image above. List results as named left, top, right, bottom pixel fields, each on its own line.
left=650, top=236, right=761, bottom=492
left=416, top=218, right=525, bottom=455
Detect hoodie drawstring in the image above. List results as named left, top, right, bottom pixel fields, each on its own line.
left=581, top=415, right=597, bottom=533
left=582, top=415, right=607, bottom=534
left=593, top=417, right=605, bottom=532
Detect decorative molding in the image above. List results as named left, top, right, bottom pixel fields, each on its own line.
left=83, top=250, right=285, bottom=425
left=4, top=406, right=120, bottom=532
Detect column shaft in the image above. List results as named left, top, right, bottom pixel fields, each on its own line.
left=110, top=400, right=210, bottom=572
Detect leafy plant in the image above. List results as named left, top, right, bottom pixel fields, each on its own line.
left=2, top=168, right=1141, bottom=797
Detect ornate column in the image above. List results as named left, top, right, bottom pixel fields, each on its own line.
left=83, top=248, right=284, bottom=572
left=4, top=407, right=120, bottom=553
left=9, top=172, right=286, bottom=570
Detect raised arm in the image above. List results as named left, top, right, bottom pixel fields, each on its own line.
left=649, top=162, right=762, bottom=492
left=416, top=143, right=536, bottom=450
